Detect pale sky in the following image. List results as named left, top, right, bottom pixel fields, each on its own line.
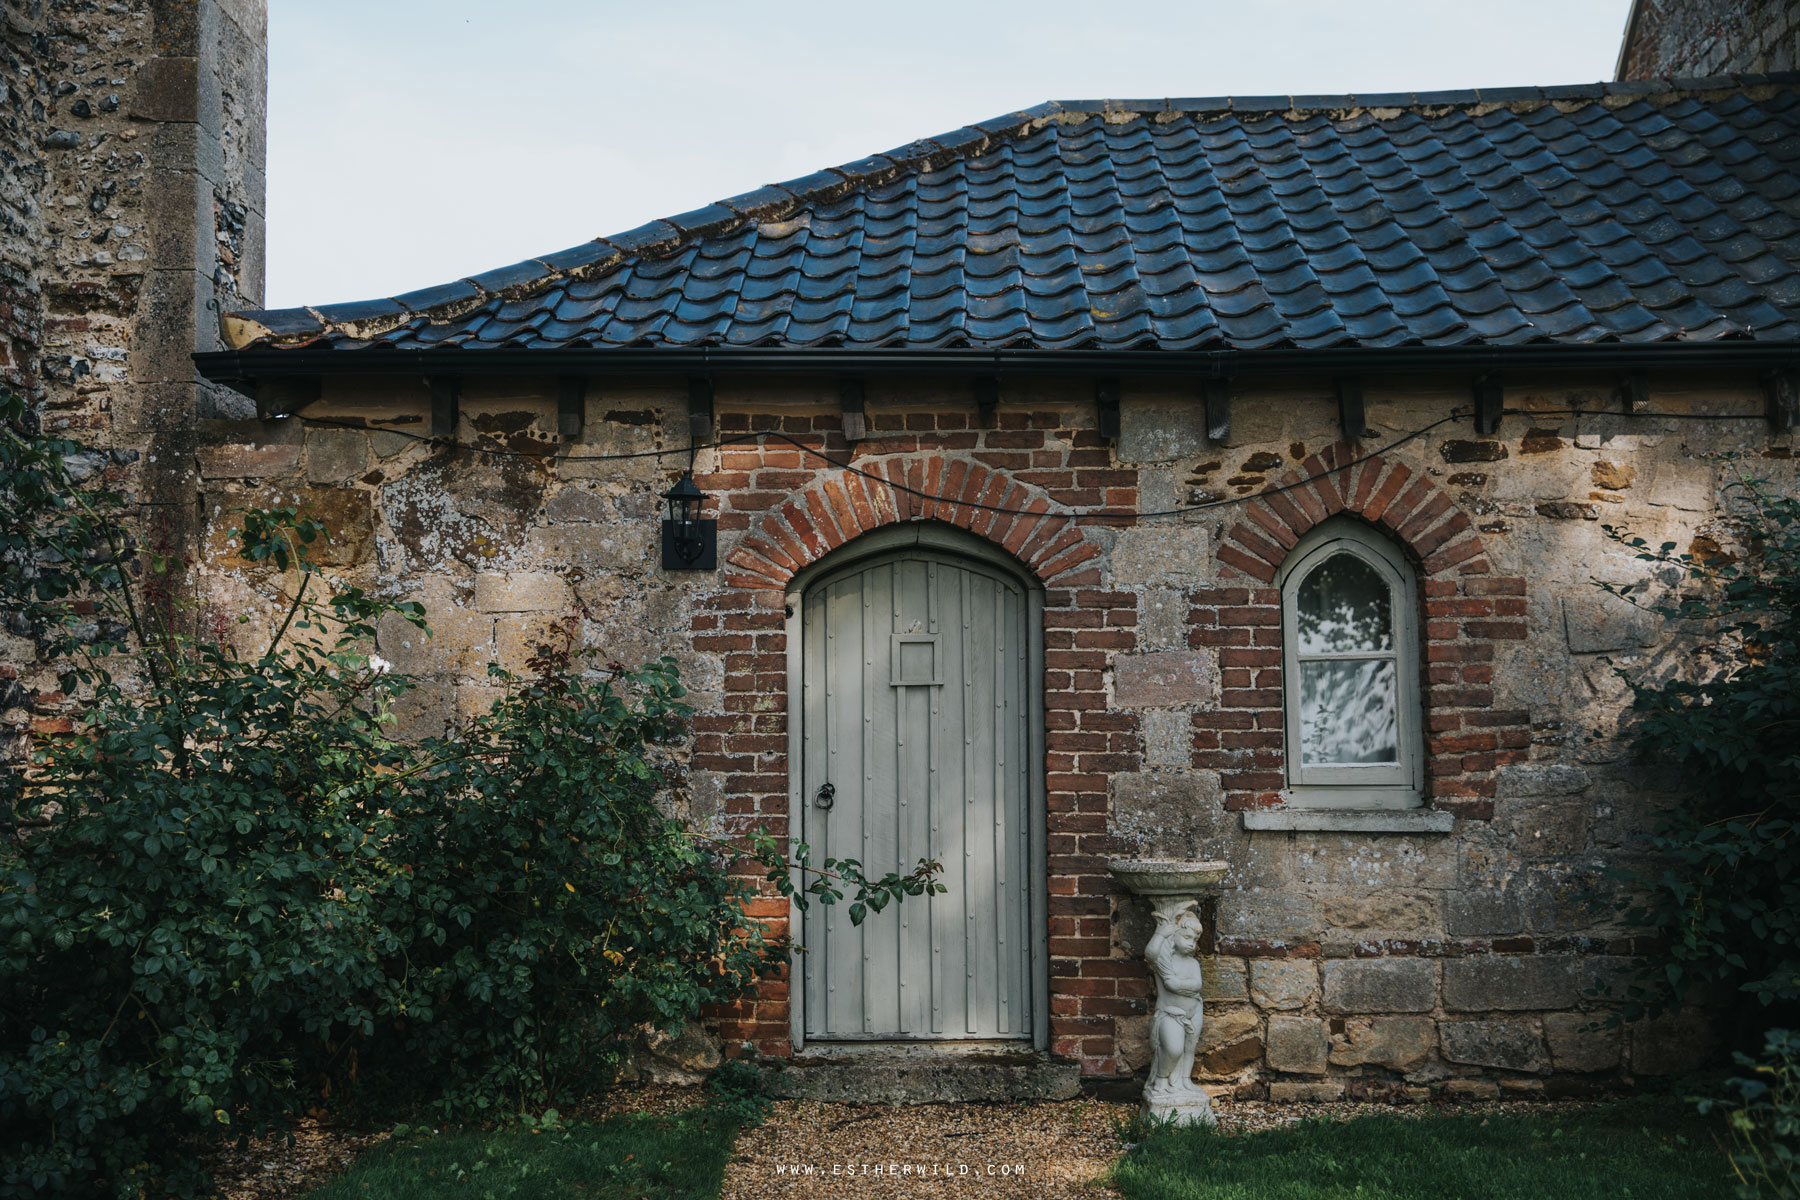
left=265, top=0, right=1635, bottom=310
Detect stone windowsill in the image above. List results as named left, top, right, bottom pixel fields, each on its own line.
left=1241, top=809, right=1456, bottom=834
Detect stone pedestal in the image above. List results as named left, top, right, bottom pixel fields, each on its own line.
left=1108, top=859, right=1229, bottom=1128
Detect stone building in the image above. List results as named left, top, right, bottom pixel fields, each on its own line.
left=0, top=0, right=264, bottom=740
left=1616, top=0, right=1800, bottom=80
left=190, top=79, right=1800, bottom=1100
left=7, top=4, right=1800, bottom=1102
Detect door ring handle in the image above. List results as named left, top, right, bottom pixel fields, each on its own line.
left=814, top=782, right=836, bottom=810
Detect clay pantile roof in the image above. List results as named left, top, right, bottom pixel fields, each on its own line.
left=222, top=76, right=1800, bottom=356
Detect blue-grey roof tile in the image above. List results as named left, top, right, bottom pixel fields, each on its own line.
left=466, top=259, right=552, bottom=293
left=250, top=306, right=326, bottom=337
left=605, top=220, right=682, bottom=254
left=719, top=184, right=798, bottom=216
left=313, top=297, right=407, bottom=324
left=392, top=279, right=483, bottom=311
left=772, top=168, right=849, bottom=196
left=232, top=78, right=1800, bottom=354
left=664, top=203, right=741, bottom=233
left=535, top=240, right=615, bottom=272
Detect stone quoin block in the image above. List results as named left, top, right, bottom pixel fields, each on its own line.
left=304, top=429, right=371, bottom=484
left=196, top=443, right=301, bottom=479
left=1499, top=801, right=1590, bottom=855
left=1112, top=649, right=1218, bottom=707
left=1442, top=956, right=1583, bottom=1012
left=1321, top=959, right=1437, bottom=1014
left=1328, top=1017, right=1435, bottom=1071
left=1109, top=770, right=1230, bottom=859
left=1442, top=885, right=1526, bottom=938
left=1542, top=1013, right=1621, bottom=1073
left=1320, top=893, right=1438, bottom=933
left=1265, top=1017, right=1330, bottom=1075
left=1109, top=524, right=1213, bottom=582
left=473, top=571, right=573, bottom=614
left=1116, top=396, right=1210, bottom=463
left=1248, top=959, right=1319, bottom=1011
left=1440, top=1020, right=1547, bottom=1072
left=1217, top=891, right=1320, bottom=944
left=1519, top=864, right=1615, bottom=933
left=1200, top=957, right=1250, bottom=1002
left=1562, top=595, right=1658, bottom=654
left=544, top=487, right=613, bottom=523
left=1495, top=761, right=1592, bottom=797
left=294, top=487, right=373, bottom=567
left=1139, top=709, right=1198, bottom=767
left=1195, top=1007, right=1262, bottom=1075
left=1269, top=1079, right=1346, bottom=1102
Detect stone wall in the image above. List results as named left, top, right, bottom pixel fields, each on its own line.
left=1617, top=0, right=1800, bottom=79
left=0, top=0, right=265, bottom=757
left=170, top=367, right=1787, bottom=1097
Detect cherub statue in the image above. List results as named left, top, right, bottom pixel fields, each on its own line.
left=1142, top=902, right=1214, bottom=1121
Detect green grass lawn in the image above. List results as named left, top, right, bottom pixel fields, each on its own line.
left=1112, top=1098, right=1735, bottom=1200
left=302, top=1108, right=742, bottom=1200
left=301, top=1096, right=1735, bottom=1200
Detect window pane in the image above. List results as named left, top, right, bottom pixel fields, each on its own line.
left=1297, top=553, right=1393, bottom=655
left=1299, top=658, right=1398, bottom=765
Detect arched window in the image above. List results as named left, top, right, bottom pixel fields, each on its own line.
left=1277, top=517, right=1423, bottom=809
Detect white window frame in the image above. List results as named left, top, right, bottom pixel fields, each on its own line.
left=1277, top=517, right=1423, bottom=811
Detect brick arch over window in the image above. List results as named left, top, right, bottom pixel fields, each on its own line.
left=1191, top=444, right=1530, bottom=821
left=1217, top=445, right=1488, bottom=582
left=695, top=455, right=1133, bottom=1070
left=722, top=457, right=1104, bottom=589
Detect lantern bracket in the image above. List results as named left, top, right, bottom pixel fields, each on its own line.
left=660, top=469, right=717, bottom=570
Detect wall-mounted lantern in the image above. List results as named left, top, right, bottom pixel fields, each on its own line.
left=661, top=470, right=716, bottom=570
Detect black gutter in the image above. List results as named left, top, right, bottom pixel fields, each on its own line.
left=193, top=342, right=1800, bottom=397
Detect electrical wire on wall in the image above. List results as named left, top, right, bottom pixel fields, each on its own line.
left=297, top=400, right=1775, bottom=526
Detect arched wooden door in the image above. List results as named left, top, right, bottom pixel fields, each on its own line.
left=796, top=538, right=1037, bottom=1043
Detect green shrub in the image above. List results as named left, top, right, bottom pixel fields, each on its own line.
left=1697, top=1027, right=1800, bottom=1199
left=358, top=649, right=780, bottom=1116
left=0, top=394, right=933, bottom=1196
left=1601, top=469, right=1800, bottom=1026
left=0, top=507, right=422, bottom=1195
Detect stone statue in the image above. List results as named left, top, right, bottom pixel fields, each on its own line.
left=1141, top=900, right=1216, bottom=1126
left=1105, top=860, right=1228, bottom=1127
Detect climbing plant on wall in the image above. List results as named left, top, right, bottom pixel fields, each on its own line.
left=1601, top=466, right=1800, bottom=1028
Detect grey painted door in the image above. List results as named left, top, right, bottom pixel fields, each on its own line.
left=800, top=550, right=1032, bottom=1041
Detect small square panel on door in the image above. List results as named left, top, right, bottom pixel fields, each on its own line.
left=890, top=632, right=942, bottom=687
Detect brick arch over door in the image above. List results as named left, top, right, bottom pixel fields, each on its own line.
left=722, top=457, right=1105, bottom=589
left=1194, top=444, right=1531, bottom=820
left=693, top=456, right=1135, bottom=1071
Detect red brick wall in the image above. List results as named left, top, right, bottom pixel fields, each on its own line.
left=694, top=428, right=1540, bottom=1075
left=692, top=408, right=1142, bottom=1072
left=1198, top=444, right=1531, bottom=828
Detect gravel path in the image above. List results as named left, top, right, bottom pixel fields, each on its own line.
left=721, top=1097, right=1134, bottom=1200
left=207, top=1087, right=1606, bottom=1199
left=719, top=1094, right=1607, bottom=1200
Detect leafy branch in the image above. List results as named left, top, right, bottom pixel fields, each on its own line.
left=1598, top=462, right=1800, bottom=1024
left=707, top=827, right=945, bottom=927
